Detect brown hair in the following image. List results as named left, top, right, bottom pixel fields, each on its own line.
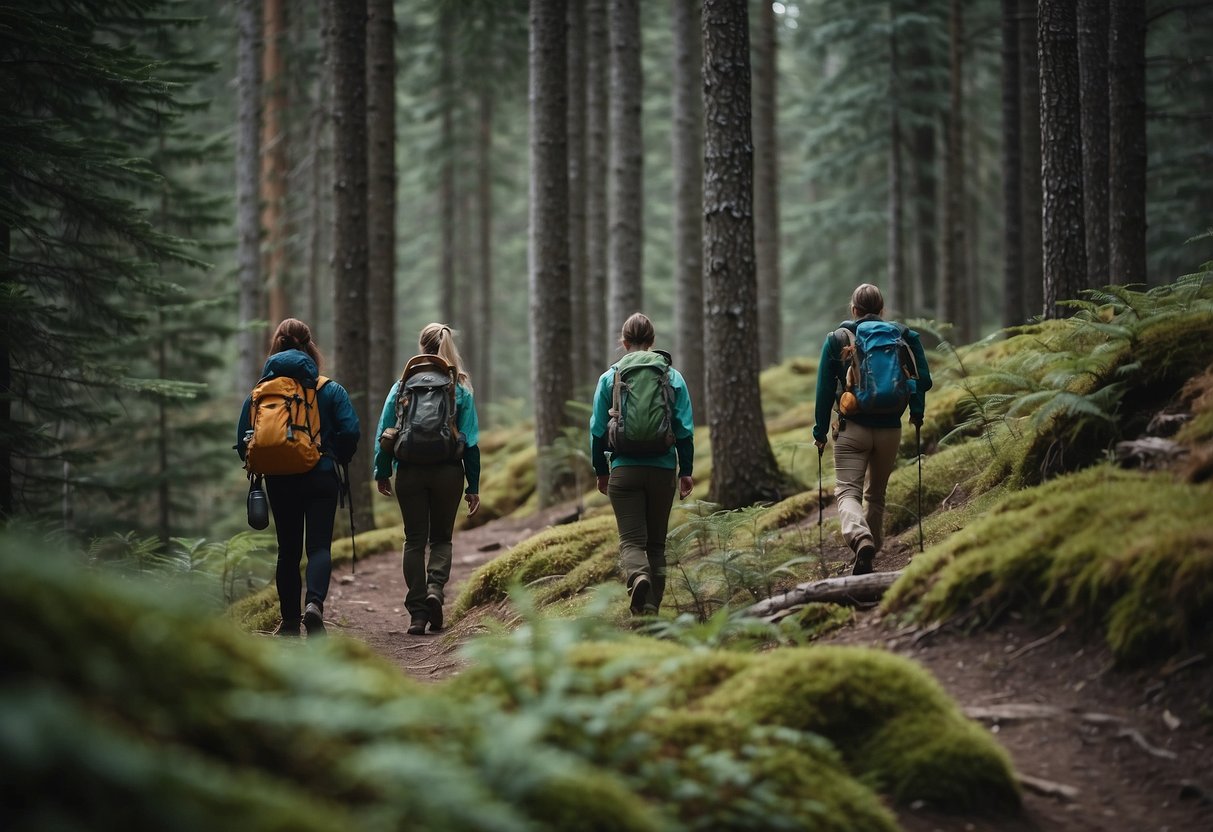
left=269, top=318, right=323, bottom=370
left=419, top=322, right=472, bottom=392
left=619, top=312, right=655, bottom=350
left=850, top=284, right=885, bottom=318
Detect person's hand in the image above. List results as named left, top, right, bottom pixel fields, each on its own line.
left=376, top=479, right=392, bottom=497
left=678, top=475, right=694, bottom=500
left=814, top=439, right=827, bottom=452
left=596, top=474, right=610, bottom=495
left=465, top=492, right=480, bottom=516
left=909, top=413, right=924, bottom=427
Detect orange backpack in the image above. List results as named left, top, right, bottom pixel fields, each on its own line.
left=245, top=375, right=329, bottom=475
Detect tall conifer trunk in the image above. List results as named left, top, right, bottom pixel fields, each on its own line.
left=1001, top=0, right=1024, bottom=327
left=438, top=8, right=457, bottom=326
left=1078, top=0, right=1110, bottom=289
left=568, top=0, right=590, bottom=388
left=1109, top=0, right=1147, bottom=284
left=608, top=0, right=643, bottom=334
left=236, top=0, right=262, bottom=389
left=2, top=202, right=12, bottom=517
left=752, top=0, right=781, bottom=365
left=1020, top=0, right=1045, bottom=319
left=261, top=0, right=289, bottom=332
left=907, top=33, right=938, bottom=316
left=941, top=0, right=968, bottom=340
left=367, top=0, right=397, bottom=387
left=887, top=2, right=905, bottom=317
left=476, top=89, right=494, bottom=410
left=585, top=0, right=610, bottom=368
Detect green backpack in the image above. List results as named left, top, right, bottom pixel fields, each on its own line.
left=608, top=349, right=676, bottom=456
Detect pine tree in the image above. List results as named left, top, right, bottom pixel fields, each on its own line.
left=752, top=0, right=782, bottom=365
left=1108, top=0, right=1147, bottom=284
left=1078, top=0, right=1109, bottom=289
left=368, top=0, right=398, bottom=389
left=608, top=0, right=644, bottom=333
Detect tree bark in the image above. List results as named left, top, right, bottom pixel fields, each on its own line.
left=304, top=0, right=332, bottom=332
left=330, top=0, right=373, bottom=530
left=702, top=0, right=784, bottom=509
left=752, top=0, right=781, bottom=366
left=236, top=0, right=263, bottom=390
left=1001, top=0, right=1024, bottom=328
left=671, top=0, right=705, bottom=423
left=907, top=33, right=938, bottom=317
left=586, top=0, right=610, bottom=369
left=1039, top=0, right=1087, bottom=317
left=367, top=0, right=397, bottom=388
left=0, top=208, right=9, bottom=518
left=941, top=0, right=968, bottom=340
left=1078, top=0, right=1110, bottom=291
left=1020, top=0, right=1045, bottom=319
left=887, top=2, right=906, bottom=318
left=261, top=0, right=289, bottom=335
left=438, top=9, right=457, bottom=327
left=476, top=88, right=494, bottom=411
left=608, top=0, right=644, bottom=335
left=745, top=571, right=902, bottom=618
left=568, top=0, right=590, bottom=389
left=529, top=0, right=573, bottom=507
left=1108, top=0, right=1147, bottom=285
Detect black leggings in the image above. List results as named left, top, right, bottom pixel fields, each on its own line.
left=265, top=465, right=339, bottom=623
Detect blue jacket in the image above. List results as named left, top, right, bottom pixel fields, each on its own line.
left=236, top=350, right=361, bottom=471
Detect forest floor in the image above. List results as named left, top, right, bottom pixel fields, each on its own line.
left=313, top=504, right=1213, bottom=832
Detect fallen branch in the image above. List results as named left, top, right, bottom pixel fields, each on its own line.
left=1117, top=727, right=1178, bottom=760
left=1018, top=773, right=1079, bottom=801
left=744, top=571, right=901, bottom=618
left=1006, top=624, right=1067, bottom=661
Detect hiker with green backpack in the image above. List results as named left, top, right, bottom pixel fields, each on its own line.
left=374, top=323, right=480, bottom=636
left=236, top=318, right=361, bottom=637
left=812, top=284, right=933, bottom=575
left=590, top=313, right=695, bottom=616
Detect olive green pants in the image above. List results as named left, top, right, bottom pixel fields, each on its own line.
left=608, top=465, right=676, bottom=612
left=833, top=422, right=902, bottom=555
left=394, top=461, right=464, bottom=619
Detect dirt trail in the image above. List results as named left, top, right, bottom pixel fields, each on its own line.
left=320, top=505, right=1212, bottom=831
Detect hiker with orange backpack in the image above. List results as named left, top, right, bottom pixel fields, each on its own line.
left=590, top=313, right=695, bottom=617
left=374, top=323, right=480, bottom=636
left=812, top=284, right=932, bottom=575
left=237, top=318, right=361, bottom=637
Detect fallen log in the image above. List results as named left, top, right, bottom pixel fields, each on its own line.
left=744, top=570, right=902, bottom=618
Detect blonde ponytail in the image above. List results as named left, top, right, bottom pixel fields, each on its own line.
left=418, top=322, right=472, bottom=392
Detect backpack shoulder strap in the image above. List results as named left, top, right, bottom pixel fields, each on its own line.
left=316, top=376, right=330, bottom=390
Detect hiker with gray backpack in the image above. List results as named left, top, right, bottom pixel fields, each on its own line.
left=374, top=323, right=480, bottom=636
left=812, top=284, right=933, bottom=575
left=590, top=313, right=695, bottom=616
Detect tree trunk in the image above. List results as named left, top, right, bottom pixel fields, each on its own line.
left=330, top=0, right=373, bottom=531
left=1039, top=0, right=1087, bottom=317
left=157, top=306, right=170, bottom=547
left=752, top=0, right=781, bottom=366
left=568, top=0, right=590, bottom=389
left=1078, top=0, right=1109, bottom=290
left=586, top=0, right=610, bottom=369
left=887, top=2, right=906, bottom=318
left=236, top=0, right=263, bottom=390
left=476, top=88, right=494, bottom=411
left=1001, top=0, right=1024, bottom=328
left=304, top=0, right=332, bottom=332
left=367, top=0, right=397, bottom=388
left=745, top=571, right=901, bottom=618
left=941, top=0, right=968, bottom=340
left=1020, top=0, right=1045, bottom=319
left=702, top=0, right=784, bottom=509
left=1, top=201, right=12, bottom=517
left=671, top=0, right=706, bottom=423
left=608, top=0, right=644, bottom=335
left=907, top=33, right=938, bottom=317
left=1108, top=0, right=1147, bottom=285
left=438, top=9, right=457, bottom=327
left=529, top=0, right=573, bottom=508
left=261, top=0, right=289, bottom=334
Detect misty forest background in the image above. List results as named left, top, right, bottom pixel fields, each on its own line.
left=2, top=0, right=1211, bottom=551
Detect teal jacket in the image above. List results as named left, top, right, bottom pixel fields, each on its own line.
left=236, top=350, right=360, bottom=471
left=589, top=353, right=695, bottom=475
left=372, top=380, right=480, bottom=491
left=812, top=316, right=933, bottom=444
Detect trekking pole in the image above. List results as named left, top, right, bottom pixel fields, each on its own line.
left=916, top=423, right=924, bottom=554
left=817, top=445, right=825, bottom=561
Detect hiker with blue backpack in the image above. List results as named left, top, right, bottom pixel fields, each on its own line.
left=237, top=318, right=361, bottom=637
left=590, top=313, right=695, bottom=616
left=812, top=284, right=932, bottom=575
left=374, top=323, right=480, bottom=636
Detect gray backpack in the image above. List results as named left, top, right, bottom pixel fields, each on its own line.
left=378, top=355, right=466, bottom=464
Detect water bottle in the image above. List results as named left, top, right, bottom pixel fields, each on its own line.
left=247, top=479, right=269, bottom=530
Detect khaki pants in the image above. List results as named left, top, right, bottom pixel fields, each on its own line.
left=608, top=465, right=676, bottom=611
left=833, top=422, right=902, bottom=555
left=394, top=461, right=464, bottom=619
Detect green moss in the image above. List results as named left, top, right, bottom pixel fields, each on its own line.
left=466, top=442, right=538, bottom=528
left=759, top=357, right=819, bottom=419
left=784, top=602, right=854, bottom=640
left=883, top=465, right=1213, bottom=662
left=883, top=442, right=990, bottom=537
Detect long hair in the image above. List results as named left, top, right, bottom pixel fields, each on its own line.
left=418, top=322, right=472, bottom=392
left=268, top=318, right=324, bottom=370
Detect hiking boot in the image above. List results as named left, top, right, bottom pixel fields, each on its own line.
left=629, top=575, right=651, bottom=616
left=274, top=618, right=301, bottom=637
left=406, top=616, right=428, bottom=636
left=303, top=602, right=326, bottom=637
left=425, top=594, right=444, bottom=633
left=851, top=544, right=876, bottom=576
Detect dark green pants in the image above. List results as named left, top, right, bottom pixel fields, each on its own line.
left=607, top=465, right=676, bottom=612
left=394, top=461, right=464, bottom=619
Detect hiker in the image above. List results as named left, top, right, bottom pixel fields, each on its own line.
left=374, top=323, right=480, bottom=636
left=236, top=318, right=361, bottom=637
left=590, top=313, right=695, bottom=616
left=812, top=283, right=932, bottom=575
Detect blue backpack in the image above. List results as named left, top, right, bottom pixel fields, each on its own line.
left=832, top=320, right=919, bottom=417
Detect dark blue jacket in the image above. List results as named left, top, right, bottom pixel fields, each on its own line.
left=236, top=350, right=361, bottom=471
